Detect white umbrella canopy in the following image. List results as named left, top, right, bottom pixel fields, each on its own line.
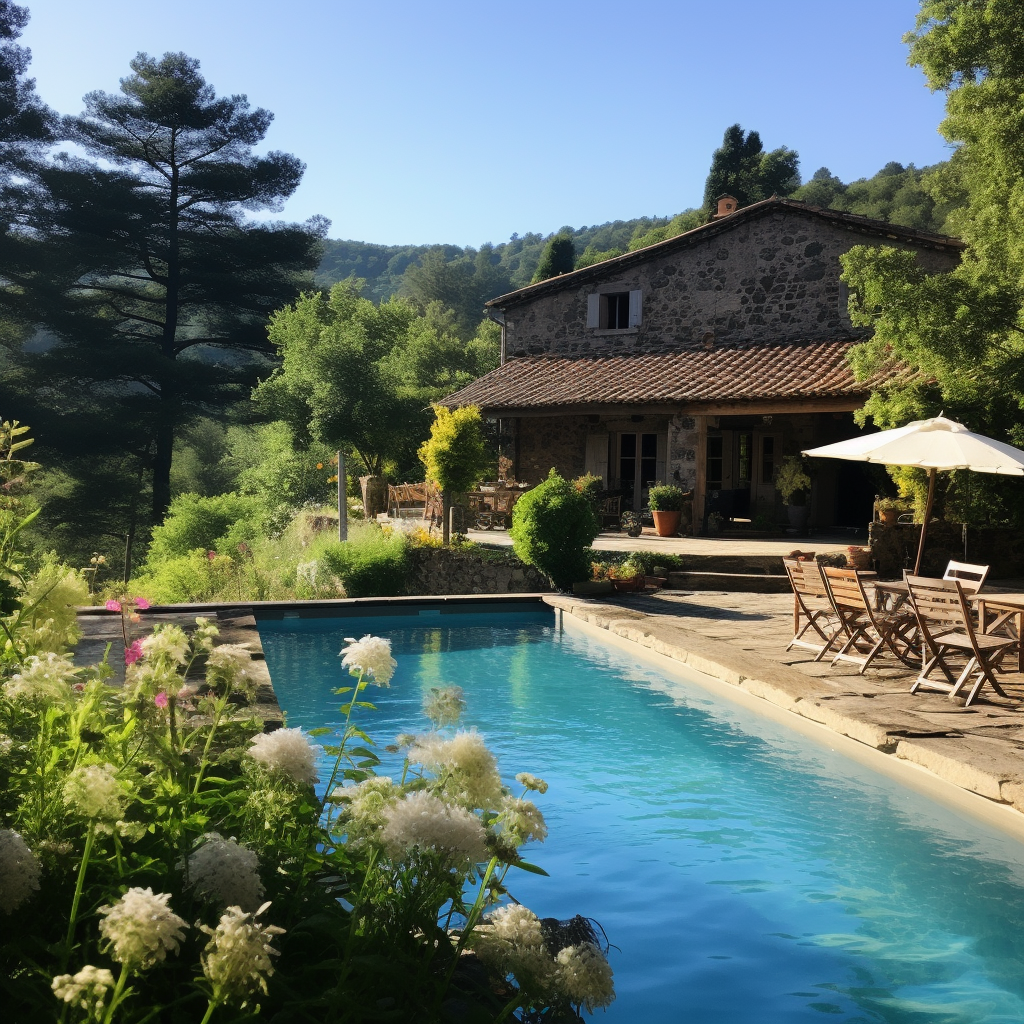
left=803, top=415, right=1024, bottom=573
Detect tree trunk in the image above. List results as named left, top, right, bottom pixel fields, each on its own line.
left=152, top=414, right=174, bottom=523
left=360, top=474, right=388, bottom=521
left=442, top=490, right=451, bottom=547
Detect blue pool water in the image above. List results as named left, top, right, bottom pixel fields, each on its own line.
left=258, top=605, right=1024, bottom=1023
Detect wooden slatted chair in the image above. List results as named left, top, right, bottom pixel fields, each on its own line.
left=905, top=574, right=1015, bottom=706
left=823, top=567, right=917, bottom=674
left=942, top=560, right=989, bottom=594
left=784, top=558, right=841, bottom=661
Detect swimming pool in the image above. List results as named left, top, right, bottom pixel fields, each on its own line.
left=258, top=602, right=1024, bottom=1023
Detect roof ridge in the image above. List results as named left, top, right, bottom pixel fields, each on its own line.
left=486, top=198, right=963, bottom=309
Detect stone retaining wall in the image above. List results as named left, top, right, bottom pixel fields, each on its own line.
left=405, top=547, right=551, bottom=595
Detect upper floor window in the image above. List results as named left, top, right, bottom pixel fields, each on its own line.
left=587, top=289, right=642, bottom=330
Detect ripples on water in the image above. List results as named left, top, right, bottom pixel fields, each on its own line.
left=259, top=607, right=1024, bottom=1023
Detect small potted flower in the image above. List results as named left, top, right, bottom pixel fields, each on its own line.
left=647, top=483, right=686, bottom=537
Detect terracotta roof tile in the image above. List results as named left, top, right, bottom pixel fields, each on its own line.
left=445, top=339, right=877, bottom=412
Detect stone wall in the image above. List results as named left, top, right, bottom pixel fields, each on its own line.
left=501, top=206, right=960, bottom=358
left=405, top=547, right=551, bottom=595
left=869, top=521, right=1024, bottom=580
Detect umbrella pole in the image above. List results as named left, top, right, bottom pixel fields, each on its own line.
left=913, top=467, right=937, bottom=575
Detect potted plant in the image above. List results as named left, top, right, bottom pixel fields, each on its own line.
left=620, top=509, right=643, bottom=537
left=875, top=496, right=907, bottom=526
left=647, top=483, right=685, bottom=537
left=774, top=456, right=813, bottom=533
left=609, top=560, right=645, bottom=592
left=572, top=561, right=615, bottom=596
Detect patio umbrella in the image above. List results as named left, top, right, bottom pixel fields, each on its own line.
left=802, top=415, right=1024, bottom=574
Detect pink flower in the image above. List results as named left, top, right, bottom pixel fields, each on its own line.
left=73, top=682, right=86, bottom=692
left=124, top=640, right=143, bottom=666
left=154, top=692, right=168, bottom=709
left=106, top=600, right=122, bottom=612
left=207, top=550, right=217, bottom=562
left=134, top=597, right=151, bottom=610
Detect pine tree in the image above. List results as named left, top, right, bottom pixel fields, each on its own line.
left=19, top=52, right=326, bottom=524
left=702, top=124, right=800, bottom=212
left=531, top=233, right=576, bottom=282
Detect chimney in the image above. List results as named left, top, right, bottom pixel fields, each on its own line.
left=713, top=194, right=739, bottom=219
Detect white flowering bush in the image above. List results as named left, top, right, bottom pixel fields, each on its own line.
left=0, top=564, right=614, bottom=1023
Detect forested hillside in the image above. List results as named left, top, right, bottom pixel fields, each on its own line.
left=317, top=157, right=961, bottom=331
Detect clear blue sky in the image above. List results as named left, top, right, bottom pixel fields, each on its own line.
left=22, top=0, right=951, bottom=247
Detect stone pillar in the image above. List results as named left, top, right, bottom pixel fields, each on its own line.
left=668, top=413, right=699, bottom=535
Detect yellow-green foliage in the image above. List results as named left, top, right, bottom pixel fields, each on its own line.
left=14, top=552, right=89, bottom=654
left=418, top=404, right=489, bottom=494
left=320, top=523, right=409, bottom=598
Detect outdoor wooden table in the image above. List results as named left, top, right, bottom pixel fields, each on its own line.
left=973, top=591, right=1024, bottom=672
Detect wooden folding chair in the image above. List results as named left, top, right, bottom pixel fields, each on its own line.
left=823, top=567, right=917, bottom=674
left=942, top=560, right=989, bottom=594
left=784, top=558, right=841, bottom=661
left=905, top=575, right=1015, bottom=706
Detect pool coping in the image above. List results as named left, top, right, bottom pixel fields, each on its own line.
left=543, top=593, right=1024, bottom=840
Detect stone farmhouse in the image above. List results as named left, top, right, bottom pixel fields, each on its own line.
left=445, top=197, right=963, bottom=532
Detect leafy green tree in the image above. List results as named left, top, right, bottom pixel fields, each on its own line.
left=574, top=245, right=624, bottom=269
left=14, top=52, right=325, bottom=525
left=418, top=404, right=490, bottom=545
left=509, top=470, right=599, bottom=590
left=628, top=209, right=704, bottom=251
left=256, top=282, right=427, bottom=516
left=531, top=233, right=576, bottom=282
left=702, top=124, right=800, bottom=211
left=839, top=0, right=1024, bottom=523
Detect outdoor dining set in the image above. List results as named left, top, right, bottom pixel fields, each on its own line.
left=784, top=557, right=1024, bottom=709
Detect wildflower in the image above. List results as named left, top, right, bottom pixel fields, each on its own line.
left=206, top=643, right=256, bottom=699
left=200, top=903, right=284, bottom=1008
left=4, top=652, right=80, bottom=703
left=316, top=462, right=323, bottom=469
left=154, top=692, right=168, bottom=709
left=409, top=730, right=503, bottom=810
left=63, top=764, right=126, bottom=825
left=472, top=904, right=553, bottom=990
left=333, top=776, right=398, bottom=847
left=247, top=728, right=319, bottom=786
left=208, top=550, right=217, bottom=561
left=382, top=790, right=488, bottom=871
left=105, top=599, right=122, bottom=612
left=124, top=659, right=185, bottom=703
left=124, top=640, right=143, bottom=666
left=51, top=965, right=115, bottom=1017
left=339, top=634, right=396, bottom=686
left=499, top=795, right=548, bottom=845
left=134, top=596, right=150, bottom=610
left=193, top=616, right=219, bottom=650
left=140, top=624, right=189, bottom=666
left=516, top=772, right=549, bottom=794
left=186, top=834, right=264, bottom=911
left=296, top=560, right=317, bottom=587
left=423, top=685, right=465, bottom=727
left=555, top=942, right=615, bottom=1012
left=97, top=887, right=188, bottom=969
left=0, top=829, right=41, bottom=913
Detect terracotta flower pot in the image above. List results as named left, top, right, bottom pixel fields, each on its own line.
left=612, top=576, right=645, bottom=593
left=879, top=508, right=899, bottom=526
left=652, top=509, right=682, bottom=537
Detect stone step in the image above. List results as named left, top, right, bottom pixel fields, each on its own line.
left=667, top=570, right=791, bottom=593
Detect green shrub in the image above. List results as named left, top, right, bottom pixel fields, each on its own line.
left=145, top=492, right=260, bottom=564
left=509, top=470, right=600, bottom=591
left=321, top=524, right=409, bottom=597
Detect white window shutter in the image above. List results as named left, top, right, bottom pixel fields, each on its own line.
left=628, top=289, right=643, bottom=327
left=587, top=293, right=600, bottom=328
